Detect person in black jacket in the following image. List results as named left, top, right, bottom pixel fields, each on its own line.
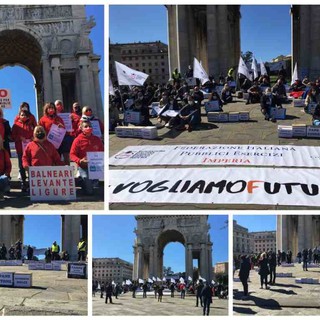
left=200, top=283, right=213, bottom=316
left=268, top=250, right=277, bottom=285
left=238, top=255, right=251, bottom=297
left=258, top=252, right=270, bottom=289
left=105, top=282, right=113, bottom=304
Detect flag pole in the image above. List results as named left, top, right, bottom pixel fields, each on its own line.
left=114, top=61, right=126, bottom=123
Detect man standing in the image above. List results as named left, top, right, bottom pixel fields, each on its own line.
left=105, top=282, right=113, bottom=304
left=201, top=283, right=213, bottom=316
left=0, top=243, right=7, bottom=260
left=51, top=241, right=60, bottom=261
left=27, top=245, right=33, bottom=260
left=196, top=280, right=204, bottom=307
left=15, top=240, right=22, bottom=260
left=239, top=255, right=251, bottom=298
left=268, top=250, right=277, bottom=285
left=302, top=248, right=308, bottom=271
left=142, top=281, right=148, bottom=298
left=77, top=238, right=87, bottom=261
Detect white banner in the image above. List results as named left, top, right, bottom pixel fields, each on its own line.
left=29, top=166, right=76, bottom=201
left=58, top=113, right=72, bottom=132
left=87, top=151, right=104, bottom=181
left=0, top=89, right=11, bottom=108
left=238, top=56, right=252, bottom=80
left=115, top=61, right=149, bottom=86
left=110, top=144, right=320, bottom=168
left=47, top=124, right=66, bottom=149
left=193, top=57, right=210, bottom=84
left=109, top=167, right=320, bottom=206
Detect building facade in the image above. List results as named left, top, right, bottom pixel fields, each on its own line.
left=109, top=41, right=169, bottom=85
left=214, top=262, right=228, bottom=275
left=250, top=231, right=276, bottom=254
left=92, top=258, right=133, bottom=284
left=233, top=220, right=253, bottom=256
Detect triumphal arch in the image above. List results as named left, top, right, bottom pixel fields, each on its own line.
left=0, top=215, right=87, bottom=260
left=133, top=215, right=213, bottom=281
left=277, top=215, right=320, bottom=255
left=0, top=5, right=103, bottom=119
left=167, top=5, right=319, bottom=80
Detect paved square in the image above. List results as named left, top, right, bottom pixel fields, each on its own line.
left=93, top=291, right=228, bottom=316
left=233, top=264, right=320, bottom=316
left=0, top=264, right=87, bottom=316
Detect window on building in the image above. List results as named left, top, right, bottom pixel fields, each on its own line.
left=123, top=57, right=126, bottom=61
left=161, top=62, right=165, bottom=66
left=155, top=62, right=158, bottom=66
left=162, top=68, right=165, bottom=73
left=128, top=50, right=132, bottom=54
left=143, top=69, right=146, bottom=73
left=135, top=49, right=138, bottom=53
left=149, top=69, right=152, bottom=73
left=142, top=57, right=145, bottom=60
left=122, top=50, right=126, bottom=54
left=142, top=50, right=145, bottom=53
left=149, top=63, right=152, bottom=66
left=129, top=57, right=132, bottom=61
left=161, top=55, right=164, bottom=59
left=136, top=63, right=139, bottom=67
left=142, top=63, right=145, bottom=67
left=154, top=56, right=158, bottom=59
left=135, top=57, right=138, bottom=60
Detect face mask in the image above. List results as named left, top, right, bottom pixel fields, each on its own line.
left=83, top=127, right=93, bottom=135
left=188, top=101, right=194, bottom=106
left=20, top=117, right=28, bottom=122
left=85, top=111, right=92, bottom=116
left=36, top=132, right=45, bottom=140
left=48, top=109, right=55, bottom=115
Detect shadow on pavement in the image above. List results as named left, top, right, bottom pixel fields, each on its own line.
left=31, top=286, right=47, bottom=290
left=269, top=288, right=297, bottom=295
left=233, top=291, right=282, bottom=310
left=272, top=283, right=302, bottom=289
left=233, top=306, right=257, bottom=315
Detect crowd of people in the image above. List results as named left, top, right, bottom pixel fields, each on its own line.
left=236, top=245, right=320, bottom=298
left=93, top=277, right=227, bottom=316
left=0, top=100, right=104, bottom=200
left=110, top=63, right=320, bottom=134
left=0, top=239, right=22, bottom=260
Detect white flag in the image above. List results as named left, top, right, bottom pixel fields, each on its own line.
left=125, top=279, right=132, bottom=285
left=162, top=277, right=166, bottom=282
left=170, top=278, right=176, bottom=283
left=156, top=277, right=162, bottom=282
left=193, top=57, right=210, bottom=85
left=188, top=276, right=192, bottom=281
left=179, top=277, right=185, bottom=283
left=251, top=57, right=259, bottom=80
left=238, top=56, right=252, bottom=80
left=291, top=62, right=298, bottom=85
left=122, top=281, right=125, bottom=286
left=152, top=276, right=156, bottom=281
left=148, top=278, right=153, bottom=283
left=260, top=59, right=268, bottom=76
left=211, top=280, right=216, bottom=285
left=115, top=61, right=149, bottom=86
left=112, top=280, right=115, bottom=285
left=109, top=76, right=115, bottom=96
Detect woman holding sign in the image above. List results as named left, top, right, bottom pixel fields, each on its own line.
left=12, top=110, right=36, bottom=192
left=38, top=102, right=65, bottom=137
left=70, top=120, right=104, bottom=195
left=22, top=126, right=64, bottom=170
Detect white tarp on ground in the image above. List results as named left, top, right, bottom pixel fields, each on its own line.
left=109, top=167, right=320, bottom=206
left=109, top=144, right=320, bottom=168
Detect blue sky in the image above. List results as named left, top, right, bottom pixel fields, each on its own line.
left=93, top=215, right=228, bottom=274
left=0, top=5, right=104, bottom=125
left=233, top=215, right=276, bottom=232
left=23, top=215, right=61, bottom=248
left=110, top=5, right=291, bottom=62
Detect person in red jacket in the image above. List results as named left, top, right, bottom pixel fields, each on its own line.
left=71, top=102, right=82, bottom=137
left=14, top=102, right=37, bottom=128
left=79, top=106, right=104, bottom=138
left=70, top=120, right=104, bottom=195
left=38, top=102, right=65, bottom=135
left=0, top=135, right=11, bottom=201
left=22, top=126, right=64, bottom=170
left=11, top=110, right=36, bottom=192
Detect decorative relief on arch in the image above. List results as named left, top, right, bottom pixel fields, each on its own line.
left=60, top=39, right=73, bottom=55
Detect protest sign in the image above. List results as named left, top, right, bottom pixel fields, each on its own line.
left=29, top=166, right=76, bottom=201
left=67, top=263, right=87, bottom=279
left=58, top=113, right=73, bottom=132
left=0, top=89, right=11, bottom=108
left=87, top=151, right=104, bottom=180
left=91, top=120, right=102, bottom=137
left=109, top=167, right=320, bottom=207
left=47, top=124, right=66, bottom=149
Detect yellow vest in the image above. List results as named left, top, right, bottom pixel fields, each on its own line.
left=52, top=244, right=59, bottom=253
left=78, top=241, right=86, bottom=252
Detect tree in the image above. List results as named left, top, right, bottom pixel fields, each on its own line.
left=241, top=51, right=253, bottom=64
left=163, top=266, right=174, bottom=276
